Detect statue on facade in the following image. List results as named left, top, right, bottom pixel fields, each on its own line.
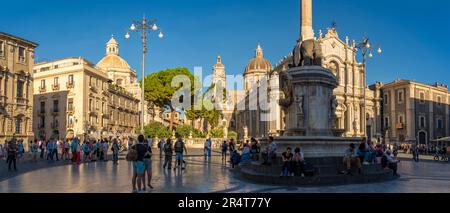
left=296, top=95, right=304, bottom=115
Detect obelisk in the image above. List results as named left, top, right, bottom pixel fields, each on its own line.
left=300, top=0, right=314, bottom=41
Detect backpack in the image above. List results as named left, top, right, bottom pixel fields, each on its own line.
left=164, top=143, right=173, bottom=154
left=126, top=146, right=138, bottom=161
left=221, top=143, right=228, bottom=151
left=175, top=141, right=184, bottom=153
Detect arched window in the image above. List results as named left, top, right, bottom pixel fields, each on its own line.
left=15, top=117, right=22, bottom=134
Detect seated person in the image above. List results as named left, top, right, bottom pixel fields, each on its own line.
left=292, top=147, right=305, bottom=178
left=381, top=150, right=399, bottom=176
left=231, top=150, right=241, bottom=168
left=280, top=147, right=293, bottom=177
left=343, top=143, right=361, bottom=175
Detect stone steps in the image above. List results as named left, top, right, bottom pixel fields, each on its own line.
left=239, top=166, right=396, bottom=186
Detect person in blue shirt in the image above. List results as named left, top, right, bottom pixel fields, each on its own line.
left=204, top=138, right=212, bottom=160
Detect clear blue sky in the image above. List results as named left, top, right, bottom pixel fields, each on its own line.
left=1, top=0, right=449, bottom=86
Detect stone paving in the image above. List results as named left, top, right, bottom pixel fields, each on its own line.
left=0, top=149, right=449, bottom=193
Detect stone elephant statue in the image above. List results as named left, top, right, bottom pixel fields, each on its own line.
left=292, top=39, right=323, bottom=67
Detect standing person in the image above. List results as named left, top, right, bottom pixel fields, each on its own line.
left=231, top=150, right=241, bottom=168
left=53, top=139, right=59, bottom=161
left=83, top=141, right=91, bottom=162
left=163, top=138, right=173, bottom=170
left=204, top=138, right=212, bottom=160
left=112, top=139, right=120, bottom=165
left=65, top=139, right=71, bottom=161
left=229, top=138, right=236, bottom=153
left=129, top=135, right=147, bottom=193
left=30, top=140, right=38, bottom=162
left=143, top=139, right=153, bottom=190
left=46, top=140, right=53, bottom=161
left=98, top=140, right=104, bottom=161
left=103, top=139, right=109, bottom=161
left=174, top=135, right=187, bottom=171
left=280, top=147, right=293, bottom=177
left=75, top=138, right=81, bottom=165
left=39, top=139, right=45, bottom=159
left=6, top=140, right=18, bottom=171
left=17, top=140, right=24, bottom=161
left=127, top=137, right=133, bottom=152
left=158, top=138, right=165, bottom=158
left=250, top=138, right=260, bottom=161
left=60, top=139, right=66, bottom=161
left=412, top=144, right=419, bottom=162
left=221, top=140, right=228, bottom=163
left=146, top=136, right=153, bottom=149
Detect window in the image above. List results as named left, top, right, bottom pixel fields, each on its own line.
left=437, top=119, right=443, bottom=129
left=40, top=79, right=45, bottom=88
left=398, top=115, right=404, bottom=124
left=54, top=77, right=59, bottom=85
left=117, top=79, right=123, bottom=86
left=0, top=40, right=4, bottom=56
left=53, top=100, right=59, bottom=112
left=40, top=116, right=45, bottom=128
left=40, top=101, right=45, bottom=113
left=15, top=118, right=21, bottom=134
left=16, top=80, right=24, bottom=98
left=96, top=100, right=99, bottom=110
left=68, top=75, right=74, bottom=84
left=18, top=47, right=26, bottom=62
left=420, top=116, right=426, bottom=128
left=68, top=98, right=74, bottom=111
left=419, top=92, right=425, bottom=103
left=384, top=94, right=389, bottom=105
left=437, top=96, right=442, bottom=106
left=398, top=90, right=404, bottom=103
left=102, top=102, right=105, bottom=113
left=384, top=117, right=390, bottom=129
left=89, top=99, right=93, bottom=111
left=89, top=76, right=93, bottom=86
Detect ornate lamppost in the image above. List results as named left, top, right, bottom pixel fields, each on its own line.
left=356, top=34, right=382, bottom=139
left=125, top=15, right=164, bottom=135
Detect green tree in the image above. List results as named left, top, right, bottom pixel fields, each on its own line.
left=139, top=121, right=170, bottom=139
left=228, top=131, right=238, bottom=141
left=175, top=124, right=193, bottom=138
left=143, top=68, right=195, bottom=131
left=210, top=126, right=224, bottom=138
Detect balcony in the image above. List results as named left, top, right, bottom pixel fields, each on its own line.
left=38, top=109, right=46, bottom=116
left=396, top=123, right=405, bottom=130
left=16, top=97, right=27, bottom=106
left=39, top=86, right=46, bottom=93
left=90, top=86, right=98, bottom=93
left=66, top=82, right=74, bottom=89
left=89, top=111, right=98, bottom=116
left=52, top=84, right=60, bottom=91
left=51, top=108, right=59, bottom=116
left=67, top=106, right=75, bottom=114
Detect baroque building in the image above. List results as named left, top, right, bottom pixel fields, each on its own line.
left=0, top=32, right=38, bottom=144
left=32, top=58, right=140, bottom=140
left=381, top=80, right=450, bottom=145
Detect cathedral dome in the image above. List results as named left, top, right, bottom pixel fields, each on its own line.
left=96, top=35, right=132, bottom=71
left=244, top=44, right=272, bottom=75
left=97, top=55, right=131, bottom=70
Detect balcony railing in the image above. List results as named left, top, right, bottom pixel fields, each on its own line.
left=39, top=86, right=46, bottom=93
left=396, top=123, right=405, bottom=129
left=52, top=84, right=60, bottom=91
left=66, top=82, right=74, bottom=89
left=67, top=106, right=75, bottom=114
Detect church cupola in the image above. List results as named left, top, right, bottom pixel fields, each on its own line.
left=106, top=35, right=119, bottom=55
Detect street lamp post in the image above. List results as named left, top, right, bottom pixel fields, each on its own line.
left=125, top=15, right=164, bottom=135
left=356, top=34, right=382, bottom=140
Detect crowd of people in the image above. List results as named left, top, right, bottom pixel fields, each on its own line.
left=342, top=138, right=400, bottom=176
